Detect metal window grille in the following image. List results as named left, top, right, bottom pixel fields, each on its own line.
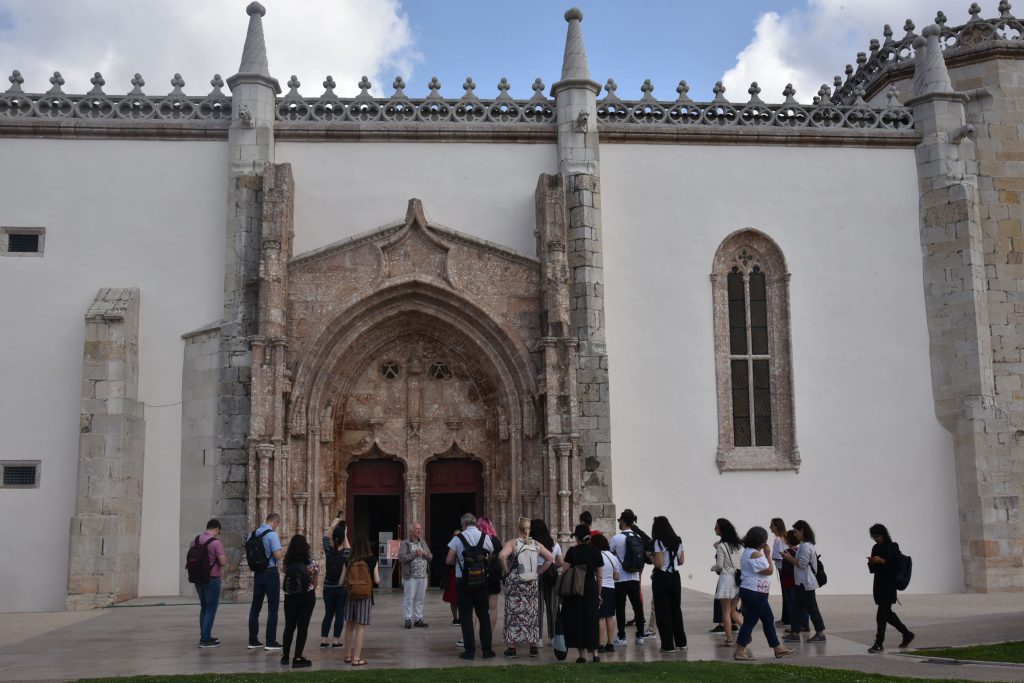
left=7, top=233, right=40, bottom=253
left=2, top=464, right=38, bottom=488
left=728, top=266, right=773, bottom=447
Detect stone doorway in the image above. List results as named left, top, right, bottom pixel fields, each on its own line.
left=346, top=459, right=405, bottom=547
left=425, top=458, right=483, bottom=585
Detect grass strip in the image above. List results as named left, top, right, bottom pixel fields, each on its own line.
left=913, top=640, right=1024, bottom=664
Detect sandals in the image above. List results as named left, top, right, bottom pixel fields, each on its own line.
left=734, top=651, right=756, bottom=661
left=351, top=659, right=368, bottom=667
left=343, top=656, right=352, bottom=664
left=775, top=648, right=795, bottom=659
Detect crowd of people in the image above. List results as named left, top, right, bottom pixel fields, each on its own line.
left=182, top=510, right=915, bottom=668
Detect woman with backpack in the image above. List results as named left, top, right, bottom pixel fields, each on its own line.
left=733, top=526, right=793, bottom=661
left=591, top=533, right=620, bottom=652
left=531, top=518, right=562, bottom=646
left=320, top=518, right=350, bottom=650
left=478, top=516, right=503, bottom=638
left=782, top=520, right=826, bottom=643
left=562, top=524, right=604, bottom=663
left=711, top=518, right=744, bottom=646
left=280, top=534, right=318, bottom=669
left=867, top=523, right=914, bottom=653
left=340, top=533, right=380, bottom=667
left=498, top=517, right=554, bottom=658
left=651, top=515, right=687, bottom=652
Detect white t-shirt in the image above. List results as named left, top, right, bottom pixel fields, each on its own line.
left=538, top=542, right=561, bottom=571
left=771, top=537, right=785, bottom=562
left=652, top=540, right=684, bottom=573
left=610, top=531, right=641, bottom=582
left=739, top=547, right=773, bottom=593
left=600, top=550, right=622, bottom=588
left=447, top=526, right=494, bottom=578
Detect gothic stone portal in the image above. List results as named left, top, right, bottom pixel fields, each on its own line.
left=245, top=195, right=591, bottom=552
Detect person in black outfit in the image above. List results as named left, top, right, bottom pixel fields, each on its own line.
left=280, top=535, right=318, bottom=669
left=867, top=523, right=914, bottom=653
left=562, top=524, right=604, bottom=663
left=320, top=518, right=350, bottom=649
left=650, top=515, right=687, bottom=652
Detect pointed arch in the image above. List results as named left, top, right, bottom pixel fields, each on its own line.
left=711, top=229, right=799, bottom=472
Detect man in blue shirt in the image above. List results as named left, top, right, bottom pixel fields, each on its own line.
left=446, top=512, right=495, bottom=660
left=248, top=512, right=284, bottom=650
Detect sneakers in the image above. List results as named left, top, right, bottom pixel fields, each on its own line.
left=414, top=620, right=429, bottom=628
left=456, top=639, right=464, bottom=647
left=709, top=624, right=725, bottom=633
left=602, top=643, right=614, bottom=652
left=199, top=638, right=220, bottom=648
left=292, top=657, right=312, bottom=669
left=452, top=618, right=461, bottom=625
left=247, top=640, right=264, bottom=649
left=264, top=641, right=283, bottom=651
left=529, top=645, right=539, bottom=657
left=635, top=636, right=646, bottom=645
left=899, top=632, right=915, bottom=649
left=280, top=655, right=289, bottom=666
left=320, top=642, right=330, bottom=649
left=504, top=647, right=518, bottom=658
left=404, top=619, right=413, bottom=629
left=458, top=652, right=474, bottom=660
left=868, top=644, right=884, bottom=653
left=808, top=633, right=827, bottom=643
left=643, top=628, right=656, bottom=638
left=613, top=637, right=628, bottom=646
left=482, top=650, right=497, bottom=659
left=782, top=634, right=801, bottom=642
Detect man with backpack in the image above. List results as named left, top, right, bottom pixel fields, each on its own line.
left=186, top=519, right=228, bottom=648
left=446, top=512, right=495, bottom=660
left=246, top=512, right=285, bottom=651
left=398, top=522, right=432, bottom=629
left=610, top=509, right=647, bottom=645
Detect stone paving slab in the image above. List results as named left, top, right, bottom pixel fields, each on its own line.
left=1, top=587, right=1022, bottom=681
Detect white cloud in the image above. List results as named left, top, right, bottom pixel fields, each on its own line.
left=722, top=0, right=974, bottom=104
left=0, top=0, right=418, bottom=96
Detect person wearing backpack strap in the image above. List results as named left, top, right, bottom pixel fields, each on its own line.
left=782, top=520, right=827, bottom=643
left=247, top=513, right=285, bottom=651
left=651, top=515, right=687, bottom=652
left=319, top=518, right=351, bottom=650
left=187, top=519, right=227, bottom=648
left=498, top=517, right=554, bottom=658
left=446, top=512, right=495, bottom=660
left=711, top=518, right=744, bottom=646
left=530, top=518, right=562, bottom=647
left=279, top=534, right=319, bottom=669
left=340, top=533, right=380, bottom=667
left=592, top=533, right=620, bottom=652
left=867, top=523, right=915, bottom=653
left=610, top=509, right=647, bottom=645
left=478, top=516, right=503, bottom=637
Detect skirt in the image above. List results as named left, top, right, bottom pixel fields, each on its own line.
left=715, top=572, right=739, bottom=600
left=345, top=596, right=373, bottom=625
left=598, top=587, right=616, bottom=617
left=442, top=567, right=457, bottom=604
left=503, top=576, right=540, bottom=644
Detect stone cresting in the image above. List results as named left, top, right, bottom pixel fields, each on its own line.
left=835, top=2, right=1024, bottom=104
left=67, top=288, right=146, bottom=610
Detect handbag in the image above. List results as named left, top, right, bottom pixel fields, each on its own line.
left=556, top=564, right=587, bottom=598
left=552, top=605, right=568, bottom=661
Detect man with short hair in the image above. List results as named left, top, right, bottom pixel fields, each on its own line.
left=248, top=512, right=285, bottom=651
left=611, top=508, right=647, bottom=645
left=190, top=519, right=228, bottom=648
left=399, top=522, right=432, bottom=629
left=446, top=512, right=495, bottom=660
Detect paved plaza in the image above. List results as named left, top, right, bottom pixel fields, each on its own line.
left=3, top=587, right=1024, bottom=681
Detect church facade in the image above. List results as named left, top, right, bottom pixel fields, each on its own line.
left=1, top=3, right=1022, bottom=611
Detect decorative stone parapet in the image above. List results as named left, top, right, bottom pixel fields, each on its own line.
left=67, top=288, right=146, bottom=610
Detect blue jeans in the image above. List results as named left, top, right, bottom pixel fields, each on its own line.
left=195, top=577, right=221, bottom=641
left=249, top=569, right=280, bottom=644
left=321, top=585, right=347, bottom=638
left=736, top=588, right=780, bottom=648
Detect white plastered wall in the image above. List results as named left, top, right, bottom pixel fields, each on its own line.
left=0, top=139, right=226, bottom=611
left=601, top=143, right=963, bottom=595
left=276, top=141, right=556, bottom=255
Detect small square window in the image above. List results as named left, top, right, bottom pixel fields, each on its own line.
left=1, top=227, right=45, bottom=256
left=1, top=461, right=40, bottom=488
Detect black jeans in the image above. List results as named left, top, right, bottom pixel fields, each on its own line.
left=457, top=578, right=492, bottom=655
left=795, top=585, right=826, bottom=633
left=651, top=570, right=686, bottom=649
left=248, top=569, right=280, bottom=644
left=538, top=577, right=556, bottom=641
left=321, top=584, right=347, bottom=638
left=875, top=601, right=909, bottom=646
left=615, top=580, right=644, bottom=639
left=282, top=590, right=316, bottom=659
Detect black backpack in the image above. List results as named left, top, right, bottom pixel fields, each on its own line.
left=244, top=528, right=273, bottom=572
left=185, top=535, right=216, bottom=584
left=282, top=561, right=309, bottom=596
left=325, top=547, right=349, bottom=585
left=621, top=531, right=647, bottom=573
left=894, top=547, right=913, bottom=591
left=814, top=554, right=828, bottom=588
left=459, top=531, right=490, bottom=588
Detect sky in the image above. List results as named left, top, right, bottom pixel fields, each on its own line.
left=0, top=0, right=984, bottom=104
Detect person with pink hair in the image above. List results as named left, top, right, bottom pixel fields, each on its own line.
left=477, top=516, right=503, bottom=637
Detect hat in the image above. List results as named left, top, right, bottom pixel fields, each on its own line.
left=618, top=509, right=636, bottom=525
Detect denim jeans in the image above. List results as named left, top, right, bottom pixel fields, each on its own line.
left=320, top=584, right=347, bottom=638
left=736, top=587, right=780, bottom=648
left=195, top=577, right=221, bottom=642
left=248, top=569, right=280, bottom=644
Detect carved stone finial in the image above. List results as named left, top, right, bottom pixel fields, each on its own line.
left=815, top=84, right=831, bottom=105
left=169, top=73, right=185, bottom=96
left=886, top=85, right=902, bottom=107
left=47, top=71, right=65, bottom=95
left=903, top=19, right=916, bottom=35
left=428, top=76, right=442, bottom=95
left=559, top=5, right=592, bottom=83
left=211, top=74, right=225, bottom=90
left=845, top=63, right=854, bottom=77
left=853, top=85, right=867, bottom=104
left=935, top=11, right=948, bottom=26
left=713, top=80, right=728, bottom=103
left=247, top=1, right=266, bottom=16
left=323, top=75, right=337, bottom=92
left=782, top=83, right=797, bottom=104
left=230, top=0, right=280, bottom=94
left=856, top=51, right=867, bottom=66
left=405, top=197, right=427, bottom=229
left=87, top=72, right=105, bottom=96
left=532, top=78, right=545, bottom=95
left=883, top=24, right=894, bottom=43
left=747, top=81, right=763, bottom=104
left=968, top=2, right=982, bottom=20
left=497, top=77, right=511, bottom=95
left=564, top=7, right=583, bottom=22
left=357, top=76, right=372, bottom=94
left=911, top=23, right=955, bottom=97
left=287, top=75, right=300, bottom=90
left=463, top=76, right=476, bottom=93
left=834, top=75, right=843, bottom=89
left=6, top=69, right=24, bottom=94
left=869, top=38, right=880, bottom=53
left=640, top=78, right=655, bottom=100
left=1000, top=1, right=1014, bottom=19
left=605, top=78, right=617, bottom=94
left=129, top=73, right=146, bottom=95
left=392, top=75, right=406, bottom=94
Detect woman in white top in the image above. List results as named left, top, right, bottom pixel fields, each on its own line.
left=782, top=519, right=827, bottom=643
left=710, top=518, right=744, bottom=645
left=650, top=515, right=687, bottom=652
left=769, top=517, right=789, bottom=627
left=733, top=526, right=793, bottom=661
left=591, top=533, right=621, bottom=652
left=530, top=518, right=563, bottom=646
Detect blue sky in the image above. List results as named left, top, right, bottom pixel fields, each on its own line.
left=0, top=1, right=980, bottom=103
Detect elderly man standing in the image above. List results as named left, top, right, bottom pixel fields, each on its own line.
left=399, top=522, right=432, bottom=629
